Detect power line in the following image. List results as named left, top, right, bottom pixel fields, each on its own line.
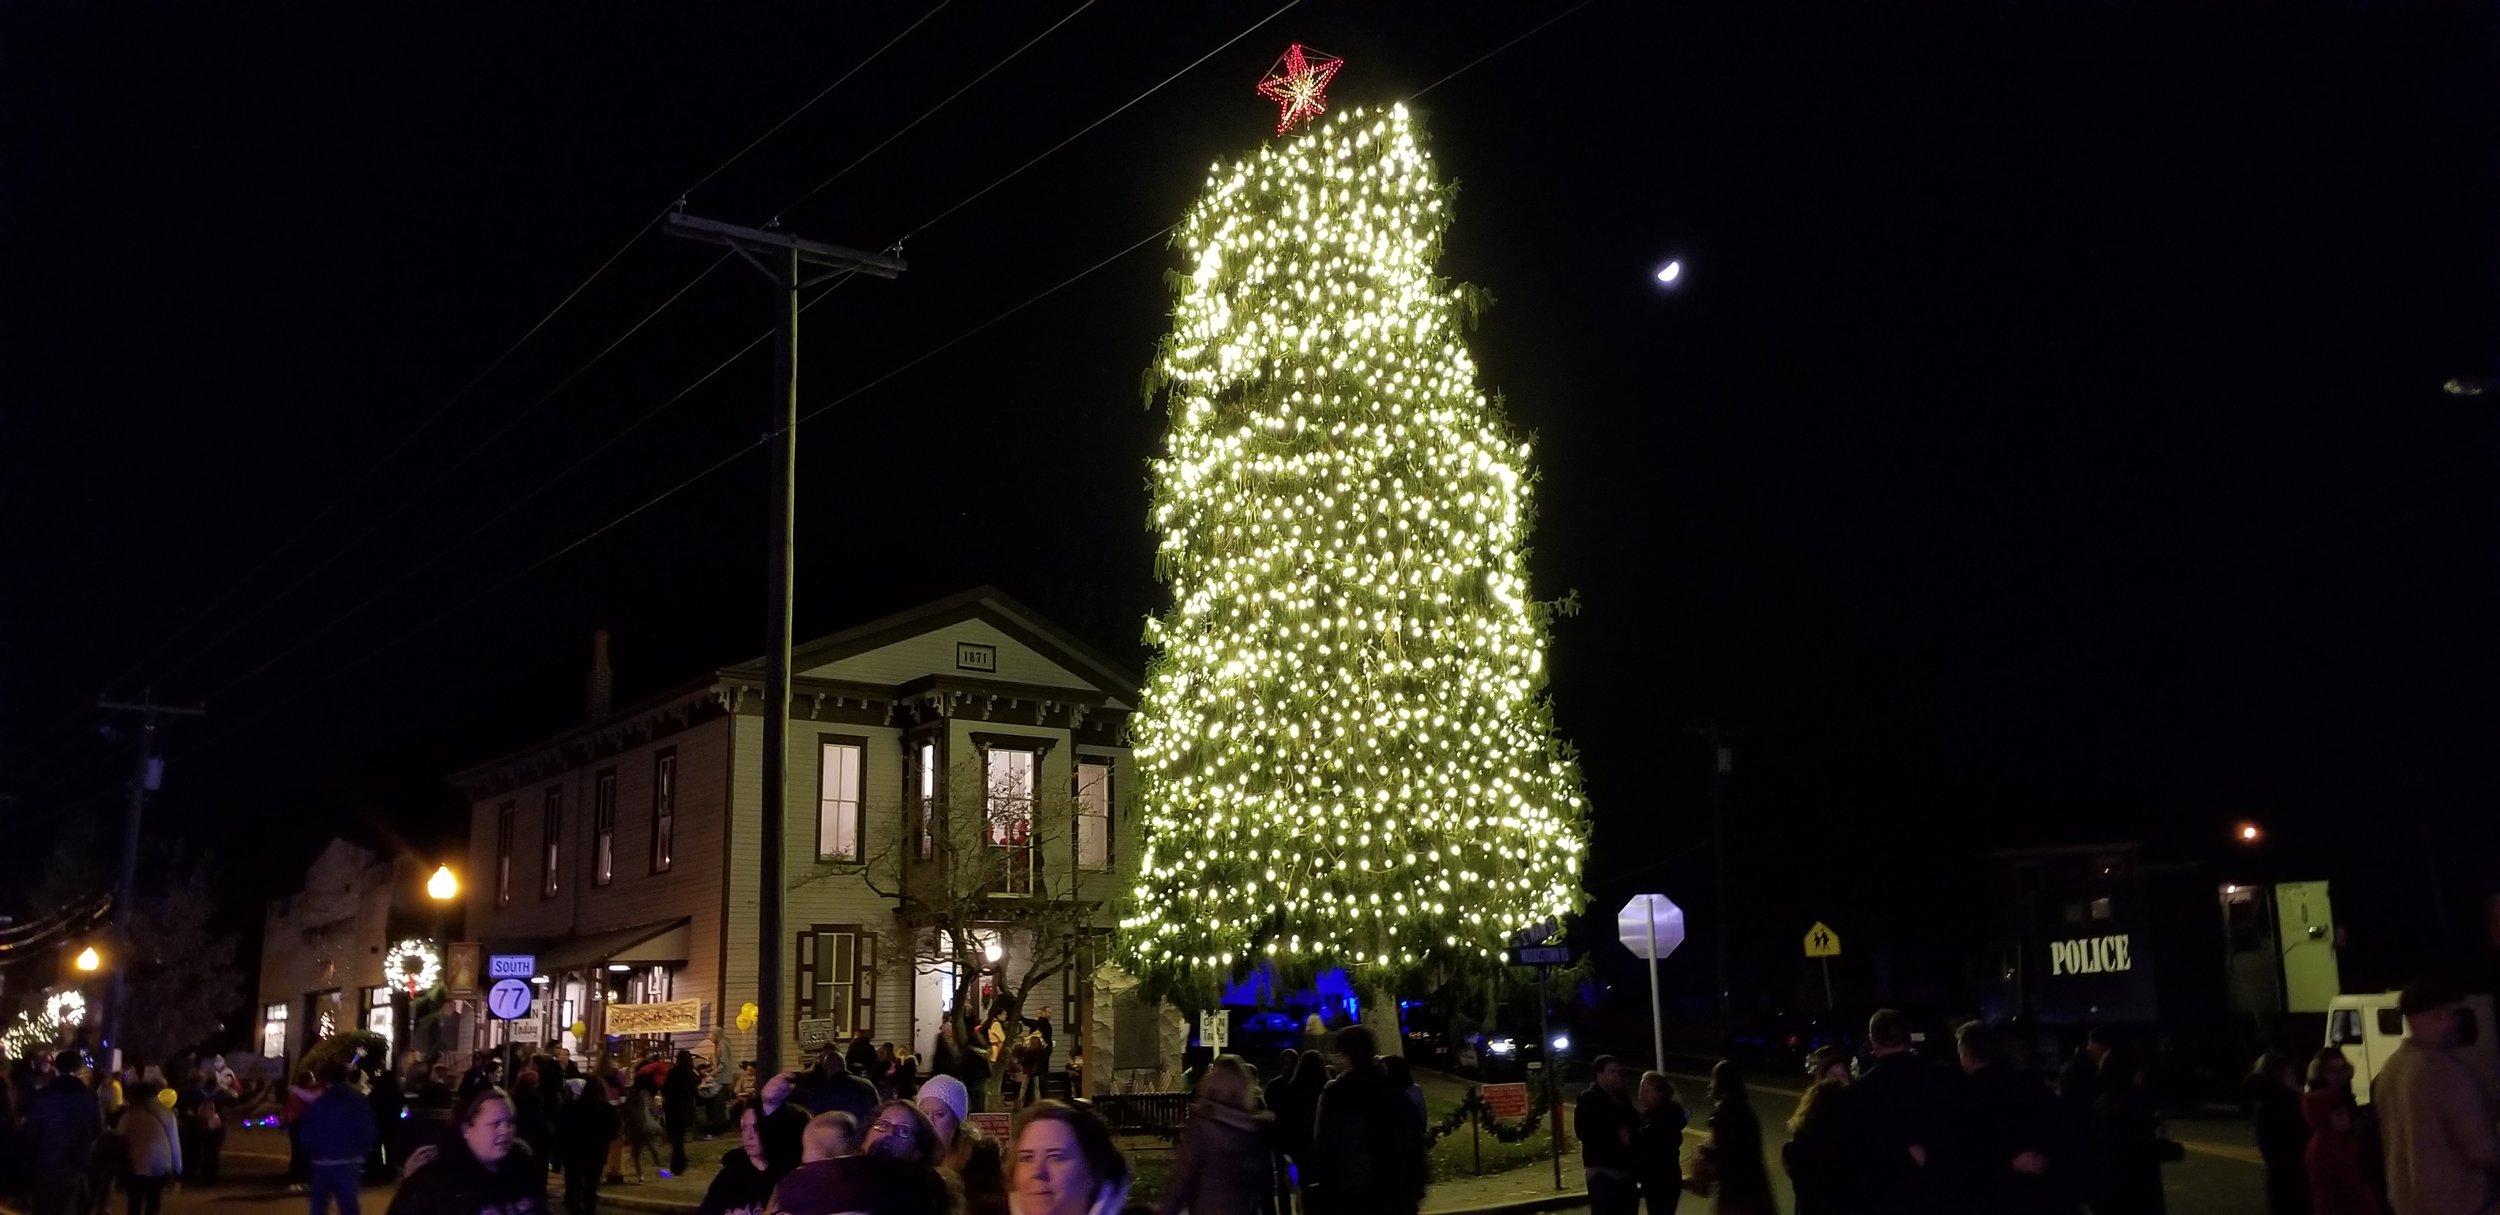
left=175, top=226, right=1176, bottom=762
left=2, top=2, right=961, bottom=779
left=678, top=0, right=956, bottom=203
left=1410, top=0, right=1601, bottom=99
left=775, top=0, right=1100, bottom=224
left=900, top=0, right=1303, bottom=242
left=169, top=6, right=1286, bottom=720
left=183, top=3, right=1146, bottom=707
left=166, top=0, right=1595, bottom=762
left=155, top=252, right=735, bottom=693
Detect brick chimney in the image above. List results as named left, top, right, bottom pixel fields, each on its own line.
left=586, top=629, right=614, bottom=720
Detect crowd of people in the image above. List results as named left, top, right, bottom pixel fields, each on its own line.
left=1565, top=982, right=2499, bottom=1215
left=1, top=1051, right=244, bottom=1215
left=19, top=982, right=2497, bottom=1215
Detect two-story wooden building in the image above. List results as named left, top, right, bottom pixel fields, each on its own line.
left=256, top=839, right=448, bottom=1067
left=448, top=588, right=1144, bottom=1080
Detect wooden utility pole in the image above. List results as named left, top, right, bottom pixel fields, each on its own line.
left=662, top=210, right=902, bottom=1076
left=96, top=692, right=205, bottom=1064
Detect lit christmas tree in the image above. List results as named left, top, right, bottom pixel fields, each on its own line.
left=1123, top=50, right=1590, bottom=1002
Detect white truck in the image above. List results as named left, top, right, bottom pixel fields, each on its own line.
left=2325, top=991, right=2500, bottom=1105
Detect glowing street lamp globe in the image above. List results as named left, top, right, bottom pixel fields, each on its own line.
left=427, top=865, right=459, bottom=901
left=74, top=946, right=101, bottom=972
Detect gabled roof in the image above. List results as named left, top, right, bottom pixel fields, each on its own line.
left=729, top=586, right=1142, bottom=705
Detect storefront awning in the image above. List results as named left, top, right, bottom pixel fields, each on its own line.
left=534, top=918, right=692, bottom=973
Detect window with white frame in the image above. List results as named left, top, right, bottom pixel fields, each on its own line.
left=985, top=746, right=1037, bottom=894
left=542, top=786, right=563, bottom=897
left=914, top=739, right=937, bottom=861
left=260, top=1003, right=287, bottom=1058
left=818, top=738, right=865, bottom=861
left=1076, top=758, right=1112, bottom=872
left=796, top=927, right=864, bottom=1037
left=593, top=769, right=617, bottom=886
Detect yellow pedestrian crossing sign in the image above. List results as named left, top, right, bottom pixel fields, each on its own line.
left=1805, top=923, right=1842, bottom=958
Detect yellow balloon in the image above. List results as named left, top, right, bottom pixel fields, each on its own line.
left=734, top=1002, right=759, bottom=1033
left=570, top=1021, right=589, bottom=1040
left=156, top=1087, right=178, bottom=1109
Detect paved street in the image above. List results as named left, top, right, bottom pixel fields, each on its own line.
left=1409, top=1068, right=2270, bottom=1215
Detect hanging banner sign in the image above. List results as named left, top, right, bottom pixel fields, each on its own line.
left=605, top=999, right=702, bottom=1035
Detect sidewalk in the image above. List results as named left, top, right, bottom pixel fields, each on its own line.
left=1422, top=1141, right=1588, bottom=1215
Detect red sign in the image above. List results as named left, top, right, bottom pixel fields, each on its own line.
left=1480, top=1082, right=1531, bottom=1120
left=968, top=1112, right=1013, bottom=1144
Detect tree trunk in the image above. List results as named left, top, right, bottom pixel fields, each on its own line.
left=1362, top=981, right=1405, bottom=1059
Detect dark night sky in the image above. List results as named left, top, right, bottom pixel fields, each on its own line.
left=5, top=1, right=2498, bottom=1010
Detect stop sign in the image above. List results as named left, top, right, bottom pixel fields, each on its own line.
left=1617, top=894, right=1686, bottom=961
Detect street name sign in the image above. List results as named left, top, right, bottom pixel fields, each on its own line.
left=1514, top=945, right=1571, bottom=967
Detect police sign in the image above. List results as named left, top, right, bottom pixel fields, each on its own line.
left=2050, top=934, right=2132, bottom=976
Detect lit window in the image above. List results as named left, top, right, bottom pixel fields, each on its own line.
left=915, top=740, right=937, bottom=861
left=261, top=1003, right=287, bottom=1059
left=593, top=770, right=617, bottom=887
left=1076, top=759, right=1112, bottom=872
left=651, top=751, right=676, bottom=873
left=985, top=748, right=1036, bottom=894
left=818, top=741, right=864, bottom=861
left=542, top=786, right=563, bottom=898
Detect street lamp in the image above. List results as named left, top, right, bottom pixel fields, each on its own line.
left=74, top=946, right=101, bottom=972
left=2237, top=822, right=2263, bottom=844
left=428, top=865, right=459, bottom=902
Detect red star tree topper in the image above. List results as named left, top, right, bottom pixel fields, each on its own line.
left=1256, top=43, right=1343, bottom=134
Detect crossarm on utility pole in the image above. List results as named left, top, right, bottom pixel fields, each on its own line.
left=662, top=212, right=906, bottom=280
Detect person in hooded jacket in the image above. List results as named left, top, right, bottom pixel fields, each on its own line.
left=1633, top=1073, right=1689, bottom=1215
left=507, top=1072, right=550, bottom=1183
left=386, top=1088, right=547, bottom=1215
left=662, top=1053, right=699, bottom=1176
left=1264, top=1052, right=1323, bottom=1215
left=556, top=1076, right=620, bottom=1215
left=302, top=1064, right=382, bottom=1215
left=1158, top=1056, right=1273, bottom=1215
left=119, top=1082, right=180, bottom=1215
left=27, top=1053, right=104, bottom=1215
left=366, top=1066, right=405, bottom=1181
left=1304, top=1026, right=1424, bottom=1215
